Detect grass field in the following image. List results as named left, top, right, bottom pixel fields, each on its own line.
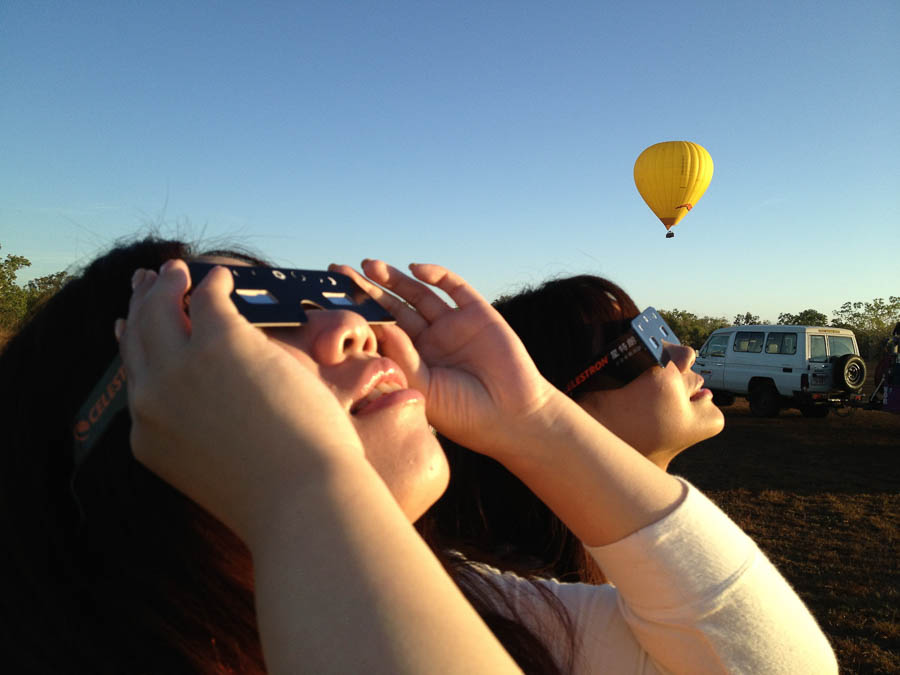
left=670, top=390, right=899, bottom=674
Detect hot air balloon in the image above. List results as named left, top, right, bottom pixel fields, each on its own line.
left=634, top=141, right=713, bottom=238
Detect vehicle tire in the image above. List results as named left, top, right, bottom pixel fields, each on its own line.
left=749, top=383, right=780, bottom=417
left=800, top=404, right=830, bottom=418
left=834, top=354, right=866, bottom=392
left=711, top=390, right=735, bottom=406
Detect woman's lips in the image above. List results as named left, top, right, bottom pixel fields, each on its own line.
left=348, top=359, right=413, bottom=416
left=351, top=380, right=404, bottom=414
left=352, top=386, right=424, bottom=416
left=349, top=363, right=422, bottom=416
left=690, top=387, right=713, bottom=402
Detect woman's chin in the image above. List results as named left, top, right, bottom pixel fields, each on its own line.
left=359, top=419, right=450, bottom=523
left=707, top=405, right=726, bottom=437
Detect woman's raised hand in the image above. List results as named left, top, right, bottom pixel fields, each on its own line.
left=120, top=260, right=526, bottom=674
left=119, top=260, right=366, bottom=545
left=329, top=260, right=558, bottom=457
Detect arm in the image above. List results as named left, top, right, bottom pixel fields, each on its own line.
left=252, top=460, right=523, bottom=675
left=583, top=480, right=839, bottom=674
left=120, top=261, right=521, bottom=674
left=483, top=482, right=837, bottom=674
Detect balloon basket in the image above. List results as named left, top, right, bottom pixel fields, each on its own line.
left=665, top=231, right=674, bottom=238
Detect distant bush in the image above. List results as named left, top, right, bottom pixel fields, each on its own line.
left=657, top=309, right=729, bottom=349
left=831, top=297, right=900, bottom=359
left=0, top=243, right=71, bottom=334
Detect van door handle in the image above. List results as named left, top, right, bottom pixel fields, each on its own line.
left=783, top=368, right=792, bottom=373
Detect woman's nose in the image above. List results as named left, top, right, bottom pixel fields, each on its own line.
left=665, top=343, right=696, bottom=371
left=307, top=310, right=378, bottom=365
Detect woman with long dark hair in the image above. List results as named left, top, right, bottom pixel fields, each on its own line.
left=1, top=237, right=835, bottom=673
left=424, top=274, right=722, bottom=584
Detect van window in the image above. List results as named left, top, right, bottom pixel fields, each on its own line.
left=829, top=336, right=856, bottom=358
left=733, top=331, right=764, bottom=353
left=765, top=332, right=798, bottom=355
left=810, top=335, right=827, bottom=362
left=702, top=334, right=730, bottom=357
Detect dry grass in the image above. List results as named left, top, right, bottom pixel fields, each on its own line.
left=670, top=391, right=900, bottom=674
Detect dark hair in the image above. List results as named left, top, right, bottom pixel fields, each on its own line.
left=0, top=236, right=569, bottom=674
left=0, top=238, right=268, bottom=672
left=494, top=275, right=640, bottom=396
left=429, top=275, right=639, bottom=584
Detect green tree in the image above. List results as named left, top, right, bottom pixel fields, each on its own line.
left=0, top=245, right=31, bottom=332
left=24, top=270, right=70, bottom=314
left=733, top=312, right=762, bottom=326
left=0, top=243, right=71, bottom=334
left=777, top=309, right=828, bottom=326
left=832, top=296, right=900, bottom=358
left=658, top=309, right=729, bottom=349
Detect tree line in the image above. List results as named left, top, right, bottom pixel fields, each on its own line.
left=2, top=242, right=898, bottom=359
left=659, top=300, right=899, bottom=359
left=0, top=244, right=70, bottom=342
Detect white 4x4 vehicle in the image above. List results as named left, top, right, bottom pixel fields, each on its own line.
left=693, top=325, right=867, bottom=418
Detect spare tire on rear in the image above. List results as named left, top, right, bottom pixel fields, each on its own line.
left=834, top=354, right=866, bottom=391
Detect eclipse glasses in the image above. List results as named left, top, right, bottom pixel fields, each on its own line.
left=564, top=307, right=679, bottom=395
left=186, top=262, right=396, bottom=326
left=72, top=262, right=396, bottom=463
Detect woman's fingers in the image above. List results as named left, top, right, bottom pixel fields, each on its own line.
left=187, top=264, right=246, bottom=342
left=407, top=263, right=485, bottom=309
left=125, top=262, right=190, bottom=357
left=361, top=260, right=454, bottom=326
left=328, top=263, right=426, bottom=333
left=120, top=262, right=191, bottom=431
left=331, top=261, right=487, bottom=339
left=330, top=261, right=437, bottom=338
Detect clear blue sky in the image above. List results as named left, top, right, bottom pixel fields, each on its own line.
left=2, top=1, right=898, bottom=322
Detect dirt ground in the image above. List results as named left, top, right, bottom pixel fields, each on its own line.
left=669, top=391, right=900, bottom=673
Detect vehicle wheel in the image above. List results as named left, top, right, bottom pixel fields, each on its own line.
left=834, top=355, right=866, bottom=392
left=711, top=390, right=735, bottom=406
left=749, top=383, right=780, bottom=417
left=800, top=404, right=830, bottom=418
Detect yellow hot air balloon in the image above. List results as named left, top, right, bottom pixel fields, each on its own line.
left=634, top=141, right=713, bottom=238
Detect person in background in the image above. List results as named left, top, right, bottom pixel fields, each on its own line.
left=408, top=274, right=716, bottom=584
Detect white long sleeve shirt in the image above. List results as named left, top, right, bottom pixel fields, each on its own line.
left=470, top=479, right=837, bottom=674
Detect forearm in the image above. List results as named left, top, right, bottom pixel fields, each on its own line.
left=588, top=481, right=838, bottom=674
left=491, top=391, right=684, bottom=547
left=250, top=458, right=521, bottom=675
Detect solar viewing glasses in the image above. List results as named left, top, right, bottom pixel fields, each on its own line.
left=564, top=307, right=679, bottom=395
left=72, top=262, right=396, bottom=463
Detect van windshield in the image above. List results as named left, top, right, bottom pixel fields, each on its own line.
left=829, top=336, right=856, bottom=358
left=703, top=334, right=730, bottom=357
